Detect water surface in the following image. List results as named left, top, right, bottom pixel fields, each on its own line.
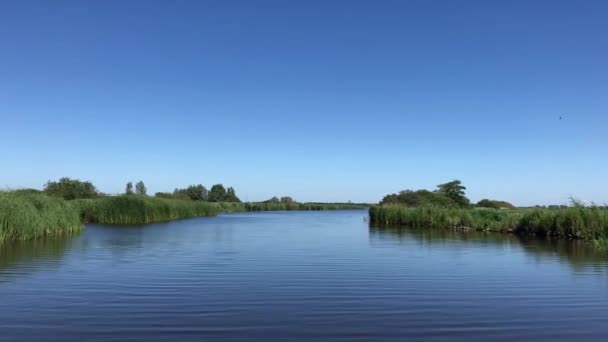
left=1, top=210, right=607, bottom=341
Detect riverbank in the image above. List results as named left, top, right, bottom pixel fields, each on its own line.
left=0, top=192, right=366, bottom=242
left=369, top=205, right=608, bottom=244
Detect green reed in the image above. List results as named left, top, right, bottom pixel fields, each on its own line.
left=369, top=205, right=608, bottom=241
left=0, top=191, right=83, bottom=242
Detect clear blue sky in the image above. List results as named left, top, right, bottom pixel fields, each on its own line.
left=1, top=0, right=606, bottom=205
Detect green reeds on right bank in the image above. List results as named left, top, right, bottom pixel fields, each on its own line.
left=369, top=205, right=608, bottom=241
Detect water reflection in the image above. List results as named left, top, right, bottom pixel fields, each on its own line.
left=369, top=225, right=608, bottom=272
left=0, top=234, right=79, bottom=281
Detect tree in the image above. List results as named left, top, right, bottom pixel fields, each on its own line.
left=44, top=177, right=98, bottom=200
left=125, top=182, right=134, bottom=195
left=380, top=189, right=456, bottom=207
left=208, top=184, right=227, bottom=202
left=135, top=181, right=147, bottom=196
left=225, top=187, right=241, bottom=202
left=280, top=196, right=295, bottom=204
left=185, top=184, right=208, bottom=201
left=435, top=180, right=469, bottom=207
left=265, top=196, right=280, bottom=203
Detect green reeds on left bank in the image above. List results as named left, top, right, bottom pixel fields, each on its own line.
left=73, top=195, right=230, bottom=225
left=0, top=191, right=367, bottom=242
left=0, top=191, right=83, bottom=242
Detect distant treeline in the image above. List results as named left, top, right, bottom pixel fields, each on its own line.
left=41, top=177, right=242, bottom=203
left=380, top=180, right=514, bottom=209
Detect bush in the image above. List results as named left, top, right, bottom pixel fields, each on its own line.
left=477, top=199, right=515, bottom=209
left=380, top=190, right=457, bottom=207
left=44, top=177, right=98, bottom=200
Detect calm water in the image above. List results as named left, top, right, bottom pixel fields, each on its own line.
left=1, top=210, right=607, bottom=341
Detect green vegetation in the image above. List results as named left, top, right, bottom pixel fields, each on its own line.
left=0, top=191, right=82, bottom=242
left=244, top=201, right=366, bottom=211
left=476, top=199, right=515, bottom=209
left=1, top=178, right=365, bottom=242
left=381, top=190, right=457, bottom=207
left=44, top=177, right=99, bottom=200
left=372, top=180, right=608, bottom=246
left=380, top=180, right=471, bottom=207
left=74, top=195, right=225, bottom=224
left=370, top=205, right=608, bottom=240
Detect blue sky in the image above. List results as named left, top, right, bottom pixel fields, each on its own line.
left=1, top=0, right=606, bottom=205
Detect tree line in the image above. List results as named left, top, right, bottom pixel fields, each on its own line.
left=380, top=180, right=514, bottom=209
left=154, top=184, right=240, bottom=202
left=40, top=177, right=240, bottom=202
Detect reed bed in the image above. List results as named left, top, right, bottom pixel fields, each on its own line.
left=0, top=192, right=82, bottom=242
left=1, top=192, right=366, bottom=242
left=369, top=205, right=608, bottom=241
left=73, top=196, right=224, bottom=224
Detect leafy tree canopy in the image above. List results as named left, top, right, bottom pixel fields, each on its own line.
left=44, top=177, right=98, bottom=200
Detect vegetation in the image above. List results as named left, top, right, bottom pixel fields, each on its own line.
left=125, top=182, right=134, bottom=195
left=381, top=180, right=472, bottom=208
left=369, top=205, right=608, bottom=242
left=44, top=177, right=99, bottom=200
left=0, top=191, right=82, bottom=241
left=436, top=180, right=470, bottom=207
left=476, top=199, right=515, bottom=209
left=74, top=195, right=224, bottom=225
left=208, top=184, right=240, bottom=202
left=381, top=190, right=457, bottom=207
left=135, top=181, right=147, bottom=196
left=0, top=178, right=366, bottom=241
left=244, top=201, right=364, bottom=211
left=373, top=180, right=608, bottom=246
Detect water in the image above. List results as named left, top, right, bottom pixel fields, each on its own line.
left=1, top=210, right=607, bottom=341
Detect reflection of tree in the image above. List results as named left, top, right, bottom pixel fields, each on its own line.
left=369, top=225, right=608, bottom=272
left=0, top=235, right=78, bottom=280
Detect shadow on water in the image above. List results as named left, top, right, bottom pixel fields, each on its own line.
left=0, top=233, right=80, bottom=281
left=369, top=225, right=608, bottom=272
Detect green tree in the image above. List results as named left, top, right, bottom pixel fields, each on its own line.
left=125, top=182, right=134, bottom=195
left=435, top=180, right=469, bottom=207
left=185, top=184, right=208, bottom=201
left=380, top=189, right=456, bottom=207
left=208, top=184, right=227, bottom=202
left=265, top=196, right=280, bottom=203
left=44, top=177, right=98, bottom=200
left=225, top=187, right=241, bottom=202
left=135, top=181, right=147, bottom=196
left=280, top=196, right=295, bottom=204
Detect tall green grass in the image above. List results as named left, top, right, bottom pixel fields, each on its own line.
left=73, top=195, right=225, bottom=224
left=0, top=192, right=82, bottom=242
left=1, top=192, right=366, bottom=242
left=369, top=205, right=608, bottom=241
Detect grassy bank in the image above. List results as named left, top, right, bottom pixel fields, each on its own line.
left=75, top=197, right=366, bottom=224
left=74, top=196, right=229, bottom=224
left=0, top=191, right=366, bottom=242
left=0, top=192, right=83, bottom=242
left=369, top=205, right=608, bottom=241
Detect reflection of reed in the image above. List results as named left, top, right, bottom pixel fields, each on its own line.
left=0, top=234, right=78, bottom=275
left=369, top=225, right=608, bottom=272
